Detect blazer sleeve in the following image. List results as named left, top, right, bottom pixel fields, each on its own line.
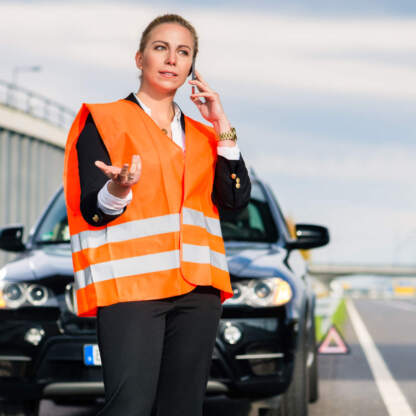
left=212, top=153, right=251, bottom=211
left=76, top=114, right=126, bottom=227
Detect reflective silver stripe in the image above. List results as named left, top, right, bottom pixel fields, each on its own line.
left=182, top=207, right=222, bottom=237
left=71, top=214, right=180, bottom=253
left=75, top=250, right=180, bottom=290
left=182, top=244, right=228, bottom=272
left=74, top=266, right=93, bottom=291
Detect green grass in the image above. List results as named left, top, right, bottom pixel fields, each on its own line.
left=315, top=315, right=323, bottom=342
left=331, top=297, right=347, bottom=335
left=315, top=297, right=347, bottom=342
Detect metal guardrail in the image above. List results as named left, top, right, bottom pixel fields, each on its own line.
left=0, top=79, right=75, bottom=129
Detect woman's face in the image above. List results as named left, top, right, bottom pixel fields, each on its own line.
left=135, top=23, right=194, bottom=94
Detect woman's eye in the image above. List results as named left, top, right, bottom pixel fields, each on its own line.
left=155, top=45, right=165, bottom=50
left=179, top=50, right=189, bottom=56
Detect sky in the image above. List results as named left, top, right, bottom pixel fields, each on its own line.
left=0, top=0, right=415, bottom=265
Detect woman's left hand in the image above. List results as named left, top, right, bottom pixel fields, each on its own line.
left=189, top=70, right=228, bottom=126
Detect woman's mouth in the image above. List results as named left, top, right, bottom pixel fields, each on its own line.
left=159, top=71, right=178, bottom=78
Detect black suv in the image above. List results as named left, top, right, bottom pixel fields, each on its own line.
left=0, top=173, right=329, bottom=416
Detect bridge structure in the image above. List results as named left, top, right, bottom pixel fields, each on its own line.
left=308, top=263, right=416, bottom=299
left=0, top=79, right=74, bottom=266
left=308, top=263, right=416, bottom=282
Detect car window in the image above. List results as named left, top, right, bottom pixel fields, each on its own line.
left=266, top=184, right=291, bottom=238
left=219, top=182, right=279, bottom=242
left=34, top=182, right=279, bottom=245
left=35, top=191, right=69, bottom=243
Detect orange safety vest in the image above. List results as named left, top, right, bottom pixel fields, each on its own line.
left=63, top=98, right=234, bottom=317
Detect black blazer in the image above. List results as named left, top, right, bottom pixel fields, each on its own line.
left=75, top=93, right=251, bottom=227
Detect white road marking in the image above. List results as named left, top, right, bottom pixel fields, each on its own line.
left=346, top=298, right=415, bottom=416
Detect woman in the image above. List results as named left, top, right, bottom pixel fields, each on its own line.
left=63, top=13, right=251, bottom=416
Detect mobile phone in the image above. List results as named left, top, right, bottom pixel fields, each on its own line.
left=191, top=59, right=196, bottom=94
left=191, top=59, right=196, bottom=80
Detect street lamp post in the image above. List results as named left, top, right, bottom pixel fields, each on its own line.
left=7, top=65, right=42, bottom=107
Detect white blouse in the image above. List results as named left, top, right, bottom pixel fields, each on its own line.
left=97, top=93, right=241, bottom=215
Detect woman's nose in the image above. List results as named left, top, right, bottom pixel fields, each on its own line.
left=165, top=51, right=176, bottom=65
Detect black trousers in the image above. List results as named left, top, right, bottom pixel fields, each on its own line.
left=95, top=285, right=222, bottom=416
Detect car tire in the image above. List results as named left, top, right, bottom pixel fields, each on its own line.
left=0, top=400, right=40, bottom=416
left=280, top=322, right=309, bottom=416
left=308, top=316, right=319, bottom=403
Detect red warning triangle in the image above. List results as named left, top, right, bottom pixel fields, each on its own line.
left=318, top=325, right=349, bottom=355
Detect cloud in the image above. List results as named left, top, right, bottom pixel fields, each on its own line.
left=197, top=13, right=416, bottom=99
left=296, top=200, right=416, bottom=264
left=1, top=2, right=416, bottom=102
left=249, top=142, right=416, bottom=184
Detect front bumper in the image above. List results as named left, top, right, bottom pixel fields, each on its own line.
left=0, top=306, right=297, bottom=401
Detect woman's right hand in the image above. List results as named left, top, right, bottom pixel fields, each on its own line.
left=95, top=154, right=141, bottom=198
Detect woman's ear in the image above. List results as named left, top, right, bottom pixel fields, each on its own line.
left=135, top=50, right=143, bottom=70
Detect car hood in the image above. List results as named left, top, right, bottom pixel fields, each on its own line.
left=1, top=243, right=290, bottom=282
left=225, top=243, right=290, bottom=279
left=1, top=244, right=73, bottom=281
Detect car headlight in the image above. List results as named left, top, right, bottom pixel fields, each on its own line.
left=27, top=284, right=49, bottom=306
left=2, top=282, right=26, bottom=308
left=225, top=278, right=293, bottom=307
left=0, top=281, right=51, bottom=309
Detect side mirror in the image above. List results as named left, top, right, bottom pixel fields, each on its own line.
left=286, top=223, right=329, bottom=250
left=0, top=225, right=26, bottom=252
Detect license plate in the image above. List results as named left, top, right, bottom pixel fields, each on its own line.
left=84, top=344, right=101, bottom=366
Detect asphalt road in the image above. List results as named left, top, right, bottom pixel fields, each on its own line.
left=310, top=298, right=416, bottom=416
left=39, top=298, right=416, bottom=416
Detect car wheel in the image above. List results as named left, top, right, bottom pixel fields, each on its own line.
left=308, top=316, right=319, bottom=403
left=0, top=400, right=40, bottom=416
left=280, top=322, right=309, bottom=416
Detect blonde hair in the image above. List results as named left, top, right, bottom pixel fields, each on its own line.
left=138, top=13, right=199, bottom=59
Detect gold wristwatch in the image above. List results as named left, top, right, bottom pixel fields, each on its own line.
left=218, top=127, right=237, bottom=142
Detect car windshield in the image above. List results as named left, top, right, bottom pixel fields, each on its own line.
left=35, top=182, right=278, bottom=244
left=35, top=191, right=70, bottom=244
left=219, top=182, right=278, bottom=242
